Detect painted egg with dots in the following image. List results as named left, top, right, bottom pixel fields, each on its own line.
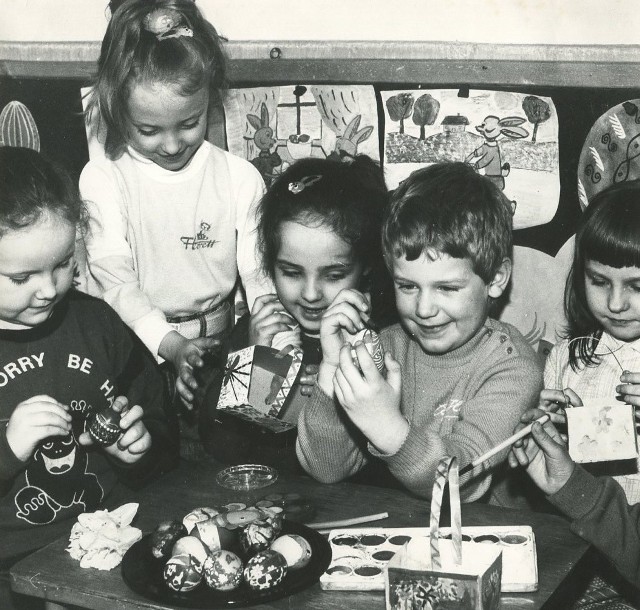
left=202, top=550, right=243, bottom=591
left=243, top=549, right=288, bottom=591
left=163, top=553, right=202, bottom=592
left=87, top=407, right=121, bottom=446
left=270, top=534, right=313, bottom=570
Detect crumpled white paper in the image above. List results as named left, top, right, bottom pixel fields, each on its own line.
left=66, top=503, right=142, bottom=570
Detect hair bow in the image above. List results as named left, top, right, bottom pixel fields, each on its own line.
left=143, top=8, right=193, bottom=40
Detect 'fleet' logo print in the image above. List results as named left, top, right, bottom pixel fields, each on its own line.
left=180, top=221, right=218, bottom=250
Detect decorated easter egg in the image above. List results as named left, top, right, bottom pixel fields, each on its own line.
left=150, top=520, right=187, bottom=559
left=349, top=328, right=385, bottom=373
left=163, top=553, right=202, bottom=592
left=212, top=508, right=263, bottom=529
left=87, top=406, right=121, bottom=446
left=239, top=519, right=279, bottom=554
left=243, top=549, right=288, bottom=591
left=182, top=507, right=220, bottom=533
left=270, top=534, right=313, bottom=570
left=192, top=518, right=237, bottom=553
left=202, top=550, right=243, bottom=591
left=170, top=535, right=209, bottom=571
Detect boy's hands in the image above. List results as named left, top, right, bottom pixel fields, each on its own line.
left=79, top=396, right=151, bottom=464
left=333, top=343, right=406, bottom=455
left=160, top=331, right=220, bottom=409
left=6, top=395, right=73, bottom=462
left=299, top=364, right=319, bottom=396
left=317, top=289, right=370, bottom=395
left=249, top=294, right=298, bottom=347
left=509, top=407, right=575, bottom=495
left=617, top=372, right=640, bottom=430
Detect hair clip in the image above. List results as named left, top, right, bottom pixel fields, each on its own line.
left=143, top=8, right=193, bottom=40
left=288, top=175, right=322, bottom=194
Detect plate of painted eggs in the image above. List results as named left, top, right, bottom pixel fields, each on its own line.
left=121, top=502, right=332, bottom=607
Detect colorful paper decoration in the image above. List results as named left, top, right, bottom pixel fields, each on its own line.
left=578, top=98, right=640, bottom=208
left=217, top=345, right=303, bottom=431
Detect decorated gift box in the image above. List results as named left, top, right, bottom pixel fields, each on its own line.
left=566, top=399, right=638, bottom=464
left=216, top=345, right=303, bottom=432
left=385, top=457, right=502, bottom=610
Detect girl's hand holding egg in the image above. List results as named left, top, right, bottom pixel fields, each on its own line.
left=249, top=294, right=298, bottom=347
left=6, top=395, right=72, bottom=462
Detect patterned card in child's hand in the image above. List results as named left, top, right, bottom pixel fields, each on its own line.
left=217, top=345, right=303, bottom=430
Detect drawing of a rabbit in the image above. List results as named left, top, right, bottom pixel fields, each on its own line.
left=465, top=115, right=528, bottom=190
left=247, top=102, right=282, bottom=183
left=328, top=114, right=374, bottom=162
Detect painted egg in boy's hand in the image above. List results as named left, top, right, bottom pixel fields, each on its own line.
left=87, top=406, right=122, bottom=446
left=347, top=328, right=385, bottom=373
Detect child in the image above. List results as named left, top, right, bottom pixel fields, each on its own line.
left=0, top=148, right=175, bottom=593
left=509, top=408, right=640, bottom=590
left=540, top=180, right=640, bottom=503
left=80, top=0, right=269, bottom=418
left=296, top=161, right=543, bottom=504
left=200, top=155, right=393, bottom=471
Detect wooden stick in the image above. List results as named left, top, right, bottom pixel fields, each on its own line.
left=305, top=511, right=389, bottom=530
left=459, top=414, right=551, bottom=477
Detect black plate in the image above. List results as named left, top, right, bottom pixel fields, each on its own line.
left=121, top=521, right=332, bottom=608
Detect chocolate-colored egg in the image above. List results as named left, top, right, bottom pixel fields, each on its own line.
left=202, top=550, right=243, bottom=591
left=192, top=518, right=237, bottom=552
left=170, top=535, right=209, bottom=571
left=87, top=406, right=121, bottom=446
left=163, top=553, right=202, bottom=591
left=270, top=534, right=312, bottom=570
left=243, top=549, right=288, bottom=591
left=183, top=507, right=220, bottom=533
left=151, top=520, right=188, bottom=559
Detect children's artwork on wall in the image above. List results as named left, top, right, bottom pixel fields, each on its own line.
left=0, top=100, right=40, bottom=151
left=224, top=85, right=379, bottom=185
left=499, top=239, right=573, bottom=363
left=578, top=98, right=640, bottom=208
left=381, top=89, right=559, bottom=231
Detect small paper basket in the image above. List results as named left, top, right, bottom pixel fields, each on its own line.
left=385, top=456, right=502, bottom=610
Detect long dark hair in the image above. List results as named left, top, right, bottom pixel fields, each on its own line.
left=565, top=180, right=640, bottom=369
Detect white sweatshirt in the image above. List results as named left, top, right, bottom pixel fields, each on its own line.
left=80, top=141, right=272, bottom=357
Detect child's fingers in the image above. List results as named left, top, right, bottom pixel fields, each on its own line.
left=323, top=306, right=365, bottom=335
left=250, top=293, right=280, bottom=316
left=339, top=342, right=363, bottom=380
left=119, top=404, right=143, bottom=430
left=110, top=396, right=129, bottom=414
left=620, top=370, right=640, bottom=384
left=353, top=342, right=379, bottom=380
left=562, top=387, right=583, bottom=408
left=176, top=378, right=195, bottom=409
left=329, top=288, right=370, bottom=313
left=334, top=368, right=356, bottom=407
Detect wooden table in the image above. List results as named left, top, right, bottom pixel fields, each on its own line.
left=11, top=458, right=590, bottom=610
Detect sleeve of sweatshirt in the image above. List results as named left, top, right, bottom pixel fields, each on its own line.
left=104, top=304, right=178, bottom=486
left=549, top=465, right=640, bottom=586
left=80, top=161, right=174, bottom=358
left=375, top=331, right=543, bottom=502
left=230, top=157, right=274, bottom=311
left=296, top=384, right=370, bottom=483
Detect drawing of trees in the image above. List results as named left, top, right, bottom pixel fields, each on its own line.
left=412, top=94, right=440, bottom=140
left=522, top=96, right=551, bottom=143
left=386, top=93, right=414, bottom=134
